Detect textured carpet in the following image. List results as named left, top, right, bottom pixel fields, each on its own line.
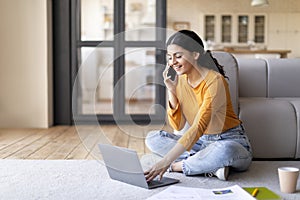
left=0, top=159, right=300, bottom=200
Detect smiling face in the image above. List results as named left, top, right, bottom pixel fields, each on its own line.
left=166, top=44, right=199, bottom=76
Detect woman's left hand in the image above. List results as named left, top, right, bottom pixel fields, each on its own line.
left=144, top=159, right=170, bottom=182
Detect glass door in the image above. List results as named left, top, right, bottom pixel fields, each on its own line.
left=238, top=15, right=249, bottom=43
left=254, top=15, right=265, bottom=43
left=73, top=0, right=167, bottom=124
left=204, top=15, right=215, bottom=42
left=221, top=15, right=232, bottom=43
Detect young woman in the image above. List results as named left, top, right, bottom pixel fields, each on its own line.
left=144, top=30, right=252, bottom=182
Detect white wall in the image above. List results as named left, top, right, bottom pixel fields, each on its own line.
left=0, top=0, right=53, bottom=128
left=167, top=0, right=300, bottom=58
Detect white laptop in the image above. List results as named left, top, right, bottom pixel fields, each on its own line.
left=98, top=144, right=179, bottom=189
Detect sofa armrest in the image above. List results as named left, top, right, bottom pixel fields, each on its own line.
left=239, top=98, right=297, bottom=159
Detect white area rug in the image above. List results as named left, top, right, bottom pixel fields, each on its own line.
left=0, top=159, right=300, bottom=200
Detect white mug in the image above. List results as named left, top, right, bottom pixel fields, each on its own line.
left=278, top=167, right=299, bottom=193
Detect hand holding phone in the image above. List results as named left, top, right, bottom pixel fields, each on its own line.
left=167, top=66, right=177, bottom=81
left=163, top=65, right=178, bottom=96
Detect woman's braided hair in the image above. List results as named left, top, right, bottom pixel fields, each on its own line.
left=206, top=50, right=227, bottom=78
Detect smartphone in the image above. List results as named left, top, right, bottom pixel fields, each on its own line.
left=167, top=67, right=177, bottom=81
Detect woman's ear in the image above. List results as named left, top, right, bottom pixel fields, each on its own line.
left=193, top=52, right=200, bottom=60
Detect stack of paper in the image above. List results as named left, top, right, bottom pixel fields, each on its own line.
left=147, top=185, right=256, bottom=200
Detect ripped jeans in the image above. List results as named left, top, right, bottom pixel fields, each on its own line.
left=145, top=124, right=253, bottom=175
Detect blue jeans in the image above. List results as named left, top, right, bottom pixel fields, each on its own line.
left=145, top=125, right=253, bottom=175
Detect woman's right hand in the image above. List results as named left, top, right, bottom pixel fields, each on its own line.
left=163, top=65, right=178, bottom=95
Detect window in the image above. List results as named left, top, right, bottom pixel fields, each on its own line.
left=72, top=0, right=167, bottom=124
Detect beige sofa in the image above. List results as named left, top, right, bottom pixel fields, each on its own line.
left=212, top=52, right=300, bottom=159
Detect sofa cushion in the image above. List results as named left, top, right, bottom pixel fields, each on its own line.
left=237, top=58, right=267, bottom=97
left=267, top=59, right=300, bottom=97
left=239, top=98, right=297, bottom=159
left=212, top=51, right=239, bottom=115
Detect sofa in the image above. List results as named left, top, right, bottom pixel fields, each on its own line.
left=212, top=51, right=300, bottom=160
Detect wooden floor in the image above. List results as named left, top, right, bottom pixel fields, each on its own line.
left=0, top=125, right=172, bottom=160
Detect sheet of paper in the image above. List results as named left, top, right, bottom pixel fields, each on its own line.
left=147, top=185, right=256, bottom=200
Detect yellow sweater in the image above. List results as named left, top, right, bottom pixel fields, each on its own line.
left=167, top=70, right=241, bottom=151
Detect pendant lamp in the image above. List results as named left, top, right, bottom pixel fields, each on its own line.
left=251, top=0, right=269, bottom=7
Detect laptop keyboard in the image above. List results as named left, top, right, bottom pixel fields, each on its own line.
left=148, top=179, right=163, bottom=187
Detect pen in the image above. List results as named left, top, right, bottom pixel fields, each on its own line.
left=252, top=188, right=259, bottom=197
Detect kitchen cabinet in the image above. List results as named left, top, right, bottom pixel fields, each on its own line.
left=201, top=13, right=267, bottom=46
left=204, top=15, right=215, bottom=42
left=268, top=13, right=300, bottom=58
left=221, top=15, right=232, bottom=43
